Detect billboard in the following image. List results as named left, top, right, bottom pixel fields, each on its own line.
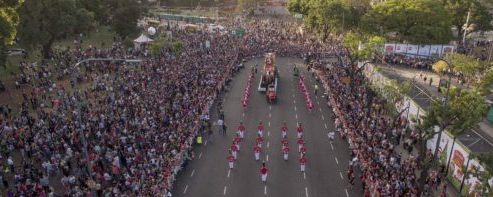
left=383, top=43, right=456, bottom=58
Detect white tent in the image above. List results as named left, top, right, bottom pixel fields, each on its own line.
left=133, top=34, right=154, bottom=49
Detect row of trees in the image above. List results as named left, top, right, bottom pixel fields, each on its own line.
left=288, top=0, right=493, bottom=44
left=1, top=0, right=147, bottom=61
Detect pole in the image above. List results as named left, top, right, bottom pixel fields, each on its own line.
left=433, top=60, right=452, bottom=163
left=462, top=10, right=471, bottom=47
left=445, top=136, right=456, bottom=176
left=460, top=157, right=472, bottom=194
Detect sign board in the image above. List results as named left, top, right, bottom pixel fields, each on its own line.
left=383, top=43, right=456, bottom=58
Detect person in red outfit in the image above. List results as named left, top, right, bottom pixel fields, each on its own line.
left=254, top=145, right=262, bottom=161
left=230, top=143, right=238, bottom=160
left=299, top=156, right=307, bottom=172
left=237, top=122, right=245, bottom=139
left=281, top=122, right=288, bottom=138
left=227, top=151, right=235, bottom=169
left=257, top=121, right=264, bottom=137
left=282, top=146, right=289, bottom=161
left=296, top=123, right=304, bottom=138
left=256, top=135, right=264, bottom=148
left=260, top=162, right=269, bottom=183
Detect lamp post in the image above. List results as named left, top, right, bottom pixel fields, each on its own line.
left=432, top=58, right=453, bottom=165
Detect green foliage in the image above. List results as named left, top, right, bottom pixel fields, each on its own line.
left=445, top=53, right=483, bottom=81
left=17, top=0, right=94, bottom=58
left=432, top=60, right=450, bottom=76
left=422, top=89, right=488, bottom=136
left=0, top=0, right=23, bottom=67
left=150, top=38, right=165, bottom=57
left=444, top=0, right=493, bottom=37
left=361, top=0, right=453, bottom=44
left=343, top=32, right=385, bottom=62
left=107, top=0, right=144, bottom=39
left=477, top=67, right=493, bottom=95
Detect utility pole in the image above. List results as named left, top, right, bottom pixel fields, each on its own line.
left=462, top=10, right=471, bottom=47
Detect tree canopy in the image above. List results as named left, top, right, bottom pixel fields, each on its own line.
left=0, top=0, right=23, bottom=67
left=444, top=0, right=493, bottom=38
left=17, top=0, right=94, bottom=58
left=361, top=0, right=453, bottom=44
left=342, top=32, right=385, bottom=63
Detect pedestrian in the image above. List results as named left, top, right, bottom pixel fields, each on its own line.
left=429, top=77, right=433, bottom=86
left=217, top=119, right=224, bottom=136
left=314, top=84, right=319, bottom=95
left=227, top=152, right=235, bottom=169
left=257, top=121, right=264, bottom=137
left=299, top=156, right=307, bottom=172
left=254, top=145, right=262, bottom=161
left=282, top=146, right=289, bottom=161
left=260, top=163, right=268, bottom=183
left=281, top=122, right=288, bottom=138
left=297, top=138, right=304, bottom=152
left=256, top=134, right=264, bottom=148
left=234, top=135, right=242, bottom=151
left=300, top=146, right=307, bottom=158
left=230, top=143, right=238, bottom=160
left=237, top=122, right=245, bottom=139
left=297, top=123, right=303, bottom=139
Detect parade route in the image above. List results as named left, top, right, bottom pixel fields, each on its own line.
left=172, top=57, right=363, bottom=197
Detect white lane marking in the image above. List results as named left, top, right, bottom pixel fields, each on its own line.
left=305, top=187, right=309, bottom=197
left=264, top=185, right=267, bottom=195
left=266, top=154, right=269, bottom=162
left=319, top=108, right=322, bottom=112
left=321, top=115, right=325, bottom=120
left=303, top=172, right=306, bottom=179
left=190, top=169, right=195, bottom=177
left=295, top=114, right=298, bottom=119
left=330, top=143, right=334, bottom=150
left=204, top=140, right=208, bottom=146
left=269, top=106, right=272, bottom=110
left=294, top=106, right=297, bottom=111
left=268, top=122, right=271, bottom=127
left=267, top=142, right=270, bottom=148
left=223, top=186, right=227, bottom=195
left=183, top=185, right=189, bottom=194
left=324, top=124, right=328, bottom=129
left=339, top=172, right=344, bottom=180
left=243, top=112, right=245, bottom=118
left=317, top=101, right=320, bottom=105
left=335, top=157, right=339, bottom=165
left=199, top=152, right=203, bottom=159
left=268, top=131, right=270, bottom=136
left=269, top=113, right=272, bottom=118
left=227, top=169, right=231, bottom=178
left=345, top=189, right=349, bottom=197
left=293, top=100, right=296, bottom=104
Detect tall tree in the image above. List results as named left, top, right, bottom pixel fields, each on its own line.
left=444, top=0, right=493, bottom=39
left=106, top=0, right=145, bottom=39
left=0, top=0, right=23, bottom=67
left=17, top=0, right=94, bottom=58
left=361, top=0, right=453, bottom=44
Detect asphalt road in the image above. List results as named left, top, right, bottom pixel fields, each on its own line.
left=172, top=57, right=363, bottom=197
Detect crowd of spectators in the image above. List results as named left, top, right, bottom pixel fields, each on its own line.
left=0, top=26, right=237, bottom=196
left=314, top=61, right=421, bottom=196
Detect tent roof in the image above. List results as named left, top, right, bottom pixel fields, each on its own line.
left=134, top=34, right=153, bottom=43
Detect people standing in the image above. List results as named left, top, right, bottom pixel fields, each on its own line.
left=254, top=145, right=262, bottom=161
left=237, top=122, right=245, bottom=139
left=281, top=122, right=288, bottom=138
left=299, top=156, right=307, bottom=172
left=296, top=123, right=303, bottom=139
left=256, top=134, right=264, bottom=148
left=297, top=138, right=304, bottom=152
left=282, top=146, right=289, bottom=161
left=257, top=121, right=264, bottom=137
left=230, top=143, right=238, bottom=160
left=227, top=152, right=235, bottom=169
left=260, top=163, right=269, bottom=183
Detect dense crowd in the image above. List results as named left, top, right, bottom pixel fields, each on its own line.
left=314, top=60, right=421, bottom=196
left=0, top=26, right=237, bottom=196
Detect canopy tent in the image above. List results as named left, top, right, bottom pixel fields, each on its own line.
left=133, top=34, right=154, bottom=49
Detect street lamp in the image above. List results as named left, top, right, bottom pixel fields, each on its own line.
left=432, top=58, right=453, bottom=164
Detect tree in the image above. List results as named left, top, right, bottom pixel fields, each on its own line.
left=444, top=53, right=484, bottom=84
left=288, top=0, right=368, bottom=39
left=417, top=88, right=489, bottom=191
left=342, top=32, right=385, bottom=64
left=17, top=0, right=94, bottom=58
left=444, top=0, right=493, bottom=39
left=106, top=0, right=144, bottom=39
left=470, top=153, right=493, bottom=196
left=361, top=0, right=453, bottom=44
left=0, top=0, right=23, bottom=67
